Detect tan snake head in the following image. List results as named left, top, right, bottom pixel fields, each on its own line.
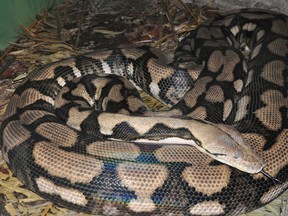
left=191, top=122, right=265, bottom=174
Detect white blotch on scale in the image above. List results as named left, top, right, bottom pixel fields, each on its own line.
left=56, top=77, right=66, bottom=87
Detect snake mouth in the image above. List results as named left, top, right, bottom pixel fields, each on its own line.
left=260, top=170, right=282, bottom=184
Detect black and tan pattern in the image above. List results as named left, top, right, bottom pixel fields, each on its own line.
left=1, top=9, right=287, bottom=215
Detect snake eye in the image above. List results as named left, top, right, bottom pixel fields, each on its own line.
left=234, top=151, right=241, bottom=159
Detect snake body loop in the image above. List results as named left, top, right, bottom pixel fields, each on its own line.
left=1, top=8, right=288, bottom=216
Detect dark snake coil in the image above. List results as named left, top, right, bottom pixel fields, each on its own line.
left=1, top=8, right=288, bottom=216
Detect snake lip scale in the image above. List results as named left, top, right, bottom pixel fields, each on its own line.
left=1, top=8, right=287, bottom=216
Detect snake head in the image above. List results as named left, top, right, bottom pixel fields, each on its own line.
left=197, top=123, right=265, bottom=174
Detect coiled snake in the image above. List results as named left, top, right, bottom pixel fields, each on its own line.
left=1, top=8, right=287, bottom=216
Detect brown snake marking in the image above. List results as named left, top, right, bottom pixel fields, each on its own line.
left=1, top=8, right=288, bottom=215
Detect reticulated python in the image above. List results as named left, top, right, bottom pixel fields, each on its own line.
left=1, top=8, right=287, bottom=216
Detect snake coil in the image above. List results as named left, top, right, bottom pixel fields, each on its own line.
left=1, top=8, right=288, bottom=216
